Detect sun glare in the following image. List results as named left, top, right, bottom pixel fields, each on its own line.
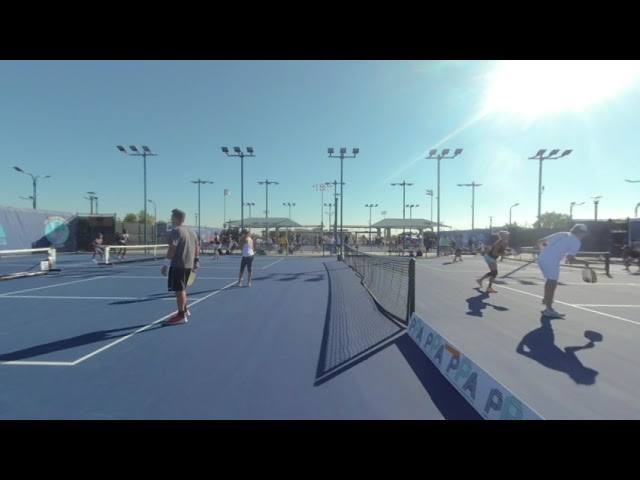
left=483, top=60, right=640, bottom=118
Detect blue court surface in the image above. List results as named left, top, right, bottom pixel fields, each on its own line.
left=414, top=254, right=640, bottom=420
left=0, top=253, right=479, bottom=420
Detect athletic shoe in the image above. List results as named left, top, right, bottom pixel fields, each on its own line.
left=542, top=308, right=565, bottom=319
left=164, top=312, right=188, bottom=325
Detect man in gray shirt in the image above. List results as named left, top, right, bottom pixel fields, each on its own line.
left=161, top=208, right=200, bottom=325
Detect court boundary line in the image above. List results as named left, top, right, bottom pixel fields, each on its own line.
left=0, top=280, right=238, bottom=367
left=497, top=284, right=640, bottom=327
left=261, top=258, right=284, bottom=270
left=0, top=276, right=106, bottom=297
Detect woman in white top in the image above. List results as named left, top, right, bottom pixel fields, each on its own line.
left=237, top=228, right=255, bottom=287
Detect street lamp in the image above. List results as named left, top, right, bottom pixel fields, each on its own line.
left=636, top=202, right=640, bottom=218
left=243, top=202, right=255, bottom=218
left=391, top=181, right=414, bottom=251
left=528, top=148, right=572, bottom=223
left=427, top=148, right=463, bottom=256
left=19, top=195, right=34, bottom=204
left=191, top=179, right=214, bottom=240
left=405, top=204, right=419, bottom=219
left=365, top=203, right=378, bottom=247
left=457, top=182, right=482, bottom=231
left=283, top=202, right=296, bottom=219
left=13, top=166, right=50, bottom=210
left=223, top=189, right=230, bottom=229
left=325, top=203, right=334, bottom=234
left=591, top=195, right=603, bottom=221
left=489, top=216, right=493, bottom=234
left=85, top=191, right=98, bottom=214
left=328, top=147, right=359, bottom=259
left=381, top=211, right=388, bottom=219
left=314, top=183, right=330, bottom=236
left=117, top=145, right=157, bottom=246
left=569, top=201, right=584, bottom=220
left=222, top=146, right=255, bottom=233
left=425, top=189, right=434, bottom=223
left=258, top=179, right=279, bottom=242
left=509, top=202, right=520, bottom=226
left=148, top=199, right=157, bottom=245
left=326, top=180, right=344, bottom=253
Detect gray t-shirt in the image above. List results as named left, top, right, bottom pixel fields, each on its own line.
left=169, top=225, right=198, bottom=269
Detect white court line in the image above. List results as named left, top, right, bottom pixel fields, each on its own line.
left=574, top=305, right=640, bottom=308
left=0, top=276, right=106, bottom=297
left=104, top=275, right=237, bottom=280
left=262, top=258, right=284, bottom=270
left=0, top=295, right=203, bottom=301
left=497, top=284, right=640, bottom=327
left=69, top=280, right=239, bottom=366
left=2, top=360, right=76, bottom=366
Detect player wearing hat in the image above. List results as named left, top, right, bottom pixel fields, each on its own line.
left=536, top=223, right=590, bottom=318
left=477, top=230, right=510, bottom=293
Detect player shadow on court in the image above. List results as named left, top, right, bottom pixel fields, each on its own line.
left=465, top=288, right=509, bottom=317
left=516, top=317, right=602, bottom=385
left=0, top=324, right=160, bottom=362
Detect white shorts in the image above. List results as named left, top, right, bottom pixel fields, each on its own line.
left=538, top=259, right=560, bottom=281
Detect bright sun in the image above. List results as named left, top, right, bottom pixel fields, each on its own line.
left=483, top=60, right=640, bottom=118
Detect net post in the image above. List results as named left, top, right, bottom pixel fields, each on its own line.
left=105, top=246, right=110, bottom=264
left=605, top=253, right=610, bottom=276
left=407, top=258, right=416, bottom=324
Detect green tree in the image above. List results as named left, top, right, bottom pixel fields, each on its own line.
left=123, top=213, right=138, bottom=222
left=533, top=212, right=571, bottom=229
left=138, top=210, right=156, bottom=225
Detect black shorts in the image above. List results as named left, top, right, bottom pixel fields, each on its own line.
left=168, top=267, right=191, bottom=292
left=240, top=255, right=254, bottom=272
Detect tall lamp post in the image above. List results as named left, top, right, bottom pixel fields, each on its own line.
left=191, top=179, right=214, bottom=240
left=223, top=189, right=230, bottom=229
left=591, top=195, right=603, bottom=221
left=314, top=183, right=330, bottom=236
left=328, top=147, right=359, bottom=259
left=244, top=202, right=255, bottom=218
left=117, top=145, right=157, bottom=246
left=365, top=203, right=378, bottom=247
left=391, top=181, right=413, bottom=251
left=528, top=149, right=572, bottom=223
left=405, top=204, right=419, bottom=219
left=148, top=199, right=157, bottom=245
left=569, top=201, right=584, bottom=220
left=457, top=182, right=482, bottom=232
left=283, top=202, right=296, bottom=219
left=85, top=191, right=98, bottom=214
left=427, top=148, right=463, bottom=257
left=13, top=166, right=50, bottom=210
left=222, top=146, right=255, bottom=233
left=635, top=202, right=640, bottom=218
left=509, top=202, right=519, bottom=226
left=258, top=179, right=279, bottom=242
left=425, top=189, right=434, bottom=223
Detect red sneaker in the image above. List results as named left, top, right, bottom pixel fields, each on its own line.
left=164, top=312, right=188, bottom=325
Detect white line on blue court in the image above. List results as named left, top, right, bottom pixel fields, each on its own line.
left=110, top=275, right=238, bottom=280
left=261, top=258, right=284, bottom=270
left=69, top=280, right=239, bottom=366
left=1, top=360, right=76, bottom=366
left=497, top=284, right=640, bottom=327
left=0, top=276, right=107, bottom=297
left=0, top=295, right=206, bottom=301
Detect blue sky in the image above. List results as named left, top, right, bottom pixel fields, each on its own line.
left=1, top=60, right=639, bottom=232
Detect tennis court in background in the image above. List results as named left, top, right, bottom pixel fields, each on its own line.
left=0, top=251, right=479, bottom=420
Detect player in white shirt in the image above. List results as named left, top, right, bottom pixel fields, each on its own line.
left=237, top=228, right=255, bottom=287
left=536, top=224, right=590, bottom=318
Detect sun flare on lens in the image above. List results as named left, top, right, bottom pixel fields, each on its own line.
left=483, top=60, right=640, bottom=119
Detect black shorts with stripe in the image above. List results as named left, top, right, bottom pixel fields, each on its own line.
left=168, top=267, right=192, bottom=292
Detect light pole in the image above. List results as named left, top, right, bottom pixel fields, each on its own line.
left=569, top=201, right=584, bottom=220
left=117, top=145, right=157, bottom=246
left=222, top=146, right=255, bottom=233
left=13, top=166, right=50, bottom=210
left=314, top=183, right=330, bottom=236
left=244, top=202, right=255, bottom=218
left=365, top=203, right=378, bottom=246
left=427, top=148, right=463, bottom=257
left=85, top=192, right=97, bottom=214
left=509, top=202, right=520, bottom=226
left=489, top=216, right=493, bottom=234
left=391, top=181, right=414, bottom=251
left=636, top=202, right=640, bottom=218
left=223, top=189, right=230, bottom=229
left=325, top=203, right=334, bottom=235
left=19, top=195, right=34, bottom=204
left=528, top=149, right=572, bottom=223
left=457, top=182, right=482, bottom=232
left=405, top=204, right=419, bottom=219
left=148, top=199, right=157, bottom=245
left=283, top=202, right=296, bottom=219
left=381, top=211, right=388, bottom=219
left=258, top=179, right=279, bottom=242
left=326, top=180, right=344, bottom=253
left=425, top=189, right=434, bottom=223
left=328, top=147, right=359, bottom=259
left=191, top=179, right=214, bottom=240
left=591, top=195, right=603, bottom=221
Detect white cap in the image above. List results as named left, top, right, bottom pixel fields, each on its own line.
left=571, top=223, right=589, bottom=233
